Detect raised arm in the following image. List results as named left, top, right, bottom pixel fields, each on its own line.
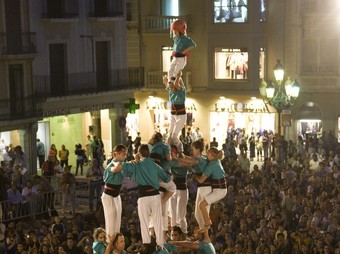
left=168, top=240, right=200, bottom=250
left=194, top=174, right=208, bottom=184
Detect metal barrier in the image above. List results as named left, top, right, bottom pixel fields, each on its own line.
left=0, top=179, right=104, bottom=223
left=0, top=191, right=56, bottom=223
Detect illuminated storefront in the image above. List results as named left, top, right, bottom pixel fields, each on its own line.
left=210, top=97, right=274, bottom=148
left=296, top=102, right=323, bottom=140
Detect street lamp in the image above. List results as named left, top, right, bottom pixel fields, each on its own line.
left=259, top=60, right=300, bottom=136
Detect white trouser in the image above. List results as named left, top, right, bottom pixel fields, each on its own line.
left=195, top=186, right=212, bottom=228
left=204, top=188, right=228, bottom=205
left=101, top=192, right=122, bottom=242
left=168, top=114, right=187, bottom=152
left=168, top=57, right=187, bottom=82
left=138, top=195, right=164, bottom=247
left=169, top=189, right=189, bottom=233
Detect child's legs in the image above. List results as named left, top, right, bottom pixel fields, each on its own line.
left=195, top=186, right=212, bottom=228
left=200, top=188, right=228, bottom=225
left=170, top=114, right=187, bottom=152
left=168, top=57, right=186, bottom=81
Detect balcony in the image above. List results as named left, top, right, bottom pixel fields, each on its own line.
left=144, top=15, right=188, bottom=33
left=41, top=0, right=79, bottom=20
left=89, top=0, right=124, bottom=19
left=0, top=32, right=37, bottom=57
left=0, top=96, right=43, bottom=121
left=146, top=70, right=192, bottom=92
left=35, top=67, right=144, bottom=98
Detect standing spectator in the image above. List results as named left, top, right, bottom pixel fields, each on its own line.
left=237, top=128, right=248, bottom=154
left=210, top=137, right=218, bottom=149
left=191, top=127, right=203, bottom=142
left=74, top=144, right=86, bottom=176
left=7, top=182, right=23, bottom=219
left=133, top=132, right=142, bottom=155
left=183, top=131, right=192, bottom=155
left=49, top=144, right=57, bottom=160
left=86, top=159, right=104, bottom=212
left=238, top=152, right=250, bottom=172
left=126, top=136, right=134, bottom=161
left=256, top=132, right=263, bottom=161
left=37, top=139, right=46, bottom=169
left=97, top=137, right=105, bottom=164
left=3, top=146, right=12, bottom=166
left=59, top=145, right=70, bottom=168
left=85, top=135, right=93, bottom=164
left=42, top=156, right=55, bottom=184
left=60, top=166, right=76, bottom=215
left=262, top=131, right=270, bottom=159
left=91, top=136, right=105, bottom=165
left=13, top=146, right=27, bottom=170
left=248, top=132, right=256, bottom=161
left=21, top=180, right=38, bottom=199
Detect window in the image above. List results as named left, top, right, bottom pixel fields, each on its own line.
left=259, top=48, right=265, bottom=79
left=301, top=38, right=338, bottom=74
left=215, top=48, right=248, bottom=79
left=161, top=0, right=179, bottom=16
left=214, top=0, right=248, bottom=23
left=260, top=0, right=266, bottom=22
left=162, top=46, right=173, bottom=72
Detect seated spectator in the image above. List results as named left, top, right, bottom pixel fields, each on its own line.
left=85, top=159, right=104, bottom=212
left=62, top=235, right=82, bottom=254
left=51, top=216, right=65, bottom=235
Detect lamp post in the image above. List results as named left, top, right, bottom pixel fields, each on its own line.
left=259, top=60, right=300, bottom=136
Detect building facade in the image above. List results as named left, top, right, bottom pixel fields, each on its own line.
left=0, top=0, right=143, bottom=174
left=0, top=0, right=339, bottom=174
left=127, top=0, right=340, bottom=147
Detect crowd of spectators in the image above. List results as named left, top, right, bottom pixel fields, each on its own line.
left=0, top=130, right=339, bottom=253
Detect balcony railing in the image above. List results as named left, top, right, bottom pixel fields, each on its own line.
left=35, top=67, right=144, bottom=98
left=41, top=0, right=79, bottom=19
left=89, top=0, right=124, bottom=18
left=0, top=32, right=37, bottom=55
left=144, top=15, right=188, bottom=33
left=0, top=96, right=43, bottom=121
left=146, top=70, right=192, bottom=90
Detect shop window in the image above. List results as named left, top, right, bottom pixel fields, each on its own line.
left=162, top=46, right=173, bottom=72
left=259, top=48, right=265, bottom=79
left=214, top=48, right=248, bottom=80
left=260, top=0, right=266, bottom=22
left=214, top=0, right=248, bottom=23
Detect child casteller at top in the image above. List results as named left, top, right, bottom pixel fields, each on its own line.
left=168, top=19, right=196, bottom=84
